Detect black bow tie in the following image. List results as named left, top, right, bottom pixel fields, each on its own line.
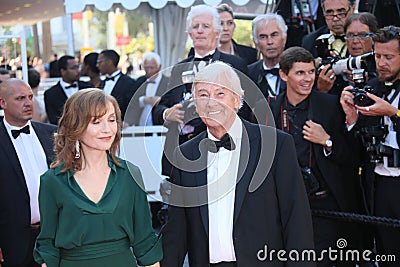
left=194, top=54, right=213, bottom=62
left=105, top=73, right=121, bottom=82
left=263, top=68, right=279, bottom=76
left=206, top=133, right=236, bottom=153
left=146, top=80, right=156, bottom=84
left=381, top=80, right=400, bottom=96
left=65, top=83, right=77, bottom=89
left=334, top=34, right=346, bottom=42
left=11, top=125, right=30, bottom=139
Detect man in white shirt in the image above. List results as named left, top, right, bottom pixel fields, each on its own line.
left=161, top=62, right=314, bottom=267
left=340, top=26, right=400, bottom=266
left=0, top=78, right=56, bottom=267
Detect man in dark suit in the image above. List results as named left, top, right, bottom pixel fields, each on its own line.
left=0, top=78, right=56, bottom=267
left=125, top=52, right=167, bottom=126
left=97, top=49, right=138, bottom=122
left=152, top=4, right=248, bottom=176
left=161, top=61, right=314, bottom=267
left=247, top=13, right=288, bottom=110
left=340, top=26, right=400, bottom=266
left=302, top=0, right=355, bottom=58
left=44, top=55, right=92, bottom=125
left=256, top=47, right=362, bottom=266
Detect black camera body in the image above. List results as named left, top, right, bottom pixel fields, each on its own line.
left=349, top=69, right=377, bottom=107
left=356, top=125, right=389, bottom=163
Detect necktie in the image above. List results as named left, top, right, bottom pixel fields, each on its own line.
left=206, top=133, right=236, bottom=153
left=11, top=125, right=30, bottom=139
left=105, top=73, right=121, bottom=82
left=65, top=83, right=77, bottom=89
left=263, top=68, right=279, bottom=76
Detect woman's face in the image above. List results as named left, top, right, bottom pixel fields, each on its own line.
left=79, top=101, right=118, bottom=153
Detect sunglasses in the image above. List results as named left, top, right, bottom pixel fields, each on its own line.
left=345, top=32, right=373, bottom=41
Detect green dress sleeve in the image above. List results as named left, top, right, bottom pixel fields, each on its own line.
left=34, top=169, right=60, bottom=267
left=126, top=161, right=163, bottom=266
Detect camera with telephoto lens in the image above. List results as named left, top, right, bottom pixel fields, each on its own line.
left=349, top=69, right=377, bottom=107
left=315, top=34, right=374, bottom=75
left=356, top=125, right=388, bottom=163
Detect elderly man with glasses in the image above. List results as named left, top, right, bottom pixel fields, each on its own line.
left=341, top=26, right=400, bottom=266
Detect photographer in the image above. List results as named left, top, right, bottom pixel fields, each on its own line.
left=317, top=12, right=378, bottom=95
left=340, top=26, right=400, bottom=265
left=258, top=47, right=362, bottom=266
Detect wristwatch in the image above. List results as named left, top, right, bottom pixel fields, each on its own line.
left=390, top=109, right=400, bottom=122
left=325, top=139, right=333, bottom=148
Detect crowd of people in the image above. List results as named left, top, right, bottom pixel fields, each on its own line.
left=1, top=0, right=400, bottom=266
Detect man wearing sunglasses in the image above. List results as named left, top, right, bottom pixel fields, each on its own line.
left=340, top=26, right=400, bottom=266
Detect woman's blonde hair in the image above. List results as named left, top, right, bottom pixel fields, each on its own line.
left=51, top=88, right=122, bottom=172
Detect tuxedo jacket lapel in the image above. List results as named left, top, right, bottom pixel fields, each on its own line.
left=0, top=121, right=29, bottom=197
left=32, top=122, right=55, bottom=167
left=233, top=121, right=260, bottom=223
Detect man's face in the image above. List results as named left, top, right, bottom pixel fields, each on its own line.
left=0, top=82, right=34, bottom=127
left=345, top=20, right=373, bottom=56
left=96, top=54, right=113, bottom=75
left=61, top=59, right=80, bottom=84
left=143, top=58, right=161, bottom=79
left=194, top=82, right=240, bottom=133
left=189, top=14, right=220, bottom=53
left=323, top=0, right=354, bottom=35
left=219, top=11, right=235, bottom=45
left=375, top=40, right=400, bottom=83
left=255, top=21, right=286, bottom=62
left=280, top=62, right=315, bottom=100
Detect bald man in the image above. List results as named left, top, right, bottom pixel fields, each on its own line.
left=0, top=78, right=56, bottom=267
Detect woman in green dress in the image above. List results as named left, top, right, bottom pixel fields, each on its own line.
left=34, top=88, right=162, bottom=267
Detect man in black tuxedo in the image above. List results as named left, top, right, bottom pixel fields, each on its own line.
left=97, top=49, right=139, bottom=122
left=301, top=0, right=355, bottom=58
left=0, top=79, right=56, bottom=267
left=256, top=47, right=362, bottom=266
left=152, top=4, right=248, bottom=176
left=125, top=52, right=167, bottom=126
left=247, top=13, right=288, bottom=110
left=340, top=26, right=400, bottom=266
left=44, top=55, right=92, bottom=125
left=161, top=61, right=314, bottom=267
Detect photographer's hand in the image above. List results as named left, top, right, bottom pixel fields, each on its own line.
left=340, top=86, right=358, bottom=125
left=165, top=103, right=184, bottom=124
left=356, top=92, right=398, bottom=117
left=303, top=120, right=331, bottom=148
left=317, top=64, right=336, bottom=93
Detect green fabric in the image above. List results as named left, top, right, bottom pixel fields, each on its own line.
left=34, top=155, right=163, bottom=267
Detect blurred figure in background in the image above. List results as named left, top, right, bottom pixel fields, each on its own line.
left=28, top=68, right=47, bottom=123
left=81, top=52, right=101, bottom=88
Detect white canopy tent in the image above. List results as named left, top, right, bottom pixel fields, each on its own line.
left=64, top=0, right=274, bottom=68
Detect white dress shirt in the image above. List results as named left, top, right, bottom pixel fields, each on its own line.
left=375, top=89, right=400, bottom=177
left=263, top=62, right=281, bottom=96
left=138, top=73, right=162, bottom=126
left=103, top=70, right=122, bottom=95
left=207, top=115, right=242, bottom=263
left=4, top=119, right=48, bottom=224
left=60, top=80, right=78, bottom=99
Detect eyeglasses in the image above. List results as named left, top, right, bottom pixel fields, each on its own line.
left=373, top=27, right=400, bottom=41
left=96, top=59, right=107, bottom=64
left=324, top=8, right=350, bottom=20
left=344, top=32, right=373, bottom=41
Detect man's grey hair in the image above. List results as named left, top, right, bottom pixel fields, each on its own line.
left=186, top=5, right=222, bottom=34
left=143, top=52, right=161, bottom=67
left=252, top=13, right=287, bottom=45
left=193, top=61, right=244, bottom=109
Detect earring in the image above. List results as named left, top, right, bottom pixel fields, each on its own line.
left=75, top=140, right=80, bottom=159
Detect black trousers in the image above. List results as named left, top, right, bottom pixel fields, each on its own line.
left=4, top=227, right=40, bottom=267
left=374, top=175, right=400, bottom=267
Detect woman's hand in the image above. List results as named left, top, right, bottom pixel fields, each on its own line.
left=146, top=262, right=160, bottom=267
